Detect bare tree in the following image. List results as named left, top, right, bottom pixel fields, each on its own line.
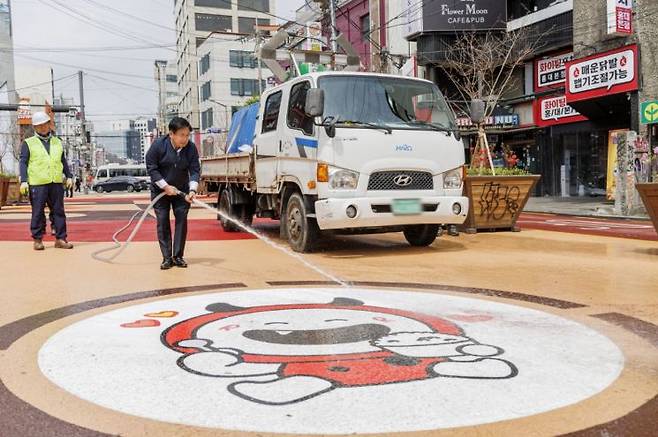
left=436, top=29, right=546, bottom=174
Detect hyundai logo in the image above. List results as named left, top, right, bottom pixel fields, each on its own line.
left=393, top=174, right=413, bottom=187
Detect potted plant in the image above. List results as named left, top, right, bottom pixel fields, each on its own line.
left=462, top=167, right=541, bottom=234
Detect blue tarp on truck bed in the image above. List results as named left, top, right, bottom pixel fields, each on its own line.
left=226, top=103, right=259, bottom=154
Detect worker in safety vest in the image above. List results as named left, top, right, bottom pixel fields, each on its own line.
left=19, top=111, right=74, bottom=251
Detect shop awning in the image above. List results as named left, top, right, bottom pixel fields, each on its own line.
left=568, top=93, right=631, bottom=124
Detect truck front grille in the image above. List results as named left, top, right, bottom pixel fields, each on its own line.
left=367, top=171, right=434, bottom=191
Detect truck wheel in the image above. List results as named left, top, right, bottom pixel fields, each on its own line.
left=286, top=193, right=319, bottom=253
left=403, top=225, right=440, bottom=247
left=218, top=190, right=240, bottom=232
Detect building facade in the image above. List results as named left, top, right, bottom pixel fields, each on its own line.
left=133, top=117, right=157, bottom=164
left=174, top=0, right=275, bottom=130
left=403, top=0, right=656, bottom=204
left=0, top=0, right=17, bottom=174
left=197, top=32, right=270, bottom=132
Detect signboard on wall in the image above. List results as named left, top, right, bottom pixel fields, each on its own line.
left=415, top=0, right=507, bottom=34
left=456, top=114, right=520, bottom=129
left=534, top=52, right=573, bottom=91
left=565, top=44, right=638, bottom=104
left=17, top=98, right=32, bottom=126
left=607, top=0, right=633, bottom=36
left=534, top=95, right=588, bottom=127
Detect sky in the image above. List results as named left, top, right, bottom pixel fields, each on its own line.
left=9, top=0, right=305, bottom=130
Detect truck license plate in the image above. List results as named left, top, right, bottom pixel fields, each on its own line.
left=392, top=199, right=422, bottom=215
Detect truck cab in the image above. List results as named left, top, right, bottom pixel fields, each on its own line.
left=207, top=71, right=469, bottom=252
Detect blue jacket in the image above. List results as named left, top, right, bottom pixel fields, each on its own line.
left=145, top=136, right=201, bottom=193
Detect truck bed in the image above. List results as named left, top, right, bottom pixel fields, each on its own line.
left=201, top=152, right=255, bottom=186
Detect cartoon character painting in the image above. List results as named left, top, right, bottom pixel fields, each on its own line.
left=161, top=297, right=517, bottom=405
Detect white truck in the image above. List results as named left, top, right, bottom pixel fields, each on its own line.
left=201, top=71, right=469, bottom=252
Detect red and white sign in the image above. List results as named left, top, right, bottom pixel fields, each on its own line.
left=534, top=95, right=588, bottom=127
left=565, top=44, right=638, bottom=104
left=535, top=52, right=573, bottom=91
left=607, top=0, right=633, bottom=36
left=17, top=97, right=32, bottom=126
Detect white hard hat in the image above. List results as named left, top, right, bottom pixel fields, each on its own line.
left=32, top=111, right=51, bottom=126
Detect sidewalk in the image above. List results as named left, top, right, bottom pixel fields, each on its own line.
left=525, top=196, right=650, bottom=220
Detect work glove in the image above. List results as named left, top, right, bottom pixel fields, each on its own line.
left=20, top=182, right=29, bottom=196
left=65, top=178, right=73, bottom=189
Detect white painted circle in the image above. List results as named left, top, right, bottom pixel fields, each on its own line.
left=38, top=288, right=624, bottom=434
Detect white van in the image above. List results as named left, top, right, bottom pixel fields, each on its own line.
left=95, top=164, right=149, bottom=183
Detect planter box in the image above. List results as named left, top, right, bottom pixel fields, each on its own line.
left=636, top=183, right=658, bottom=234
left=461, top=175, right=541, bottom=233
left=0, top=177, right=8, bottom=210
left=6, top=179, right=19, bottom=204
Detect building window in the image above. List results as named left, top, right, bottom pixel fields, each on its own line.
left=200, top=81, right=212, bottom=101
left=237, top=17, right=269, bottom=34
left=166, top=74, right=178, bottom=82
left=230, top=78, right=265, bottom=96
left=199, top=53, right=211, bottom=75
left=194, top=0, right=231, bottom=8
left=237, top=0, right=269, bottom=12
left=361, top=14, right=370, bottom=42
left=195, top=13, right=232, bottom=32
left=201, top=108, right=214, bottom=130
left=238, top=17, right=256, bottom=34
left=262, top=91, right=282, bottom=133
left=287, top=81, right=314, bottom=136
left=229, top=50, right=257, bottom=68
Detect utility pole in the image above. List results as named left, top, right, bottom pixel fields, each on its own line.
left=78, top=70, right=90, bottom=191
left=329, top=0, right=337, bottom=52
left=255, top=16, right=263, bottom=95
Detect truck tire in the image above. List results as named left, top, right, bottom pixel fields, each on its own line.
left=218, top=189, right=253, bottom=232
left=403, top=224, right=440, bottom=247
left=285, top=193, right=319, bottom=253
left=218, top=190, right=240, bottom=232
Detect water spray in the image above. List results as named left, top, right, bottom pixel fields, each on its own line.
left=91, top=190, right=349, bottom=287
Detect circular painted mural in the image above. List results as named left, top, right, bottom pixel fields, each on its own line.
left=38, top=288, right=624, bottom=434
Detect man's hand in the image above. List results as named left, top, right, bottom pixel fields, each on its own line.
left=20, top=182, right=29, bottom=196
left=185, top=190, right=197, bottom=204
left=65, top=178, right=73, bottom=189
left=164, top=185, right=178, bottom=196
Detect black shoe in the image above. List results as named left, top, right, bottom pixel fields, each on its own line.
left=173, top=257, right=188, bottom=268
left=160, top=258, right=174, bottom=270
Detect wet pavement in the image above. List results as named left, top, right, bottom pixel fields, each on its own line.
left=0, top=193, right=656, bottom=436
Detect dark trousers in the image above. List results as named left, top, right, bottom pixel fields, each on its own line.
left=153, top=192, right=190, bottom=260
left=30, top=183, right=67, bottom=240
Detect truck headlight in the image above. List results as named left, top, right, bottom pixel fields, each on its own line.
left=443, top=167, right=463, bottom=189
left=329, top=168, right=359, bottom=190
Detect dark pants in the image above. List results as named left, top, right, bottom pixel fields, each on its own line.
left=153, top=192, right=190, bottom=260
left=30, top=183, right=67, bottom=240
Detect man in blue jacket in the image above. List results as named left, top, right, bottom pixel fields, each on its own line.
left=146, top=117, right=201, bottom=270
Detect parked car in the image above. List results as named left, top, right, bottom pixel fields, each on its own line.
left=93, top=176, right=149, bottom=193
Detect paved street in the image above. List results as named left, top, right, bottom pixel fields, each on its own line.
left=0, top=193, right=656, bottom=437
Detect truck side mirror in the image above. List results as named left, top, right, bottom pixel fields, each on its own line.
left=305, top=88, right=325, bottom=118
left=470, top=99, right=486, bottom=125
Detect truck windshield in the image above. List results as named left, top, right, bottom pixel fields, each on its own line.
left=317, top=75, right=456, bottom=132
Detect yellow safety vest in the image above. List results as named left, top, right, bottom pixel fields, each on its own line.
left=26, top=135, right=65, bottom=186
